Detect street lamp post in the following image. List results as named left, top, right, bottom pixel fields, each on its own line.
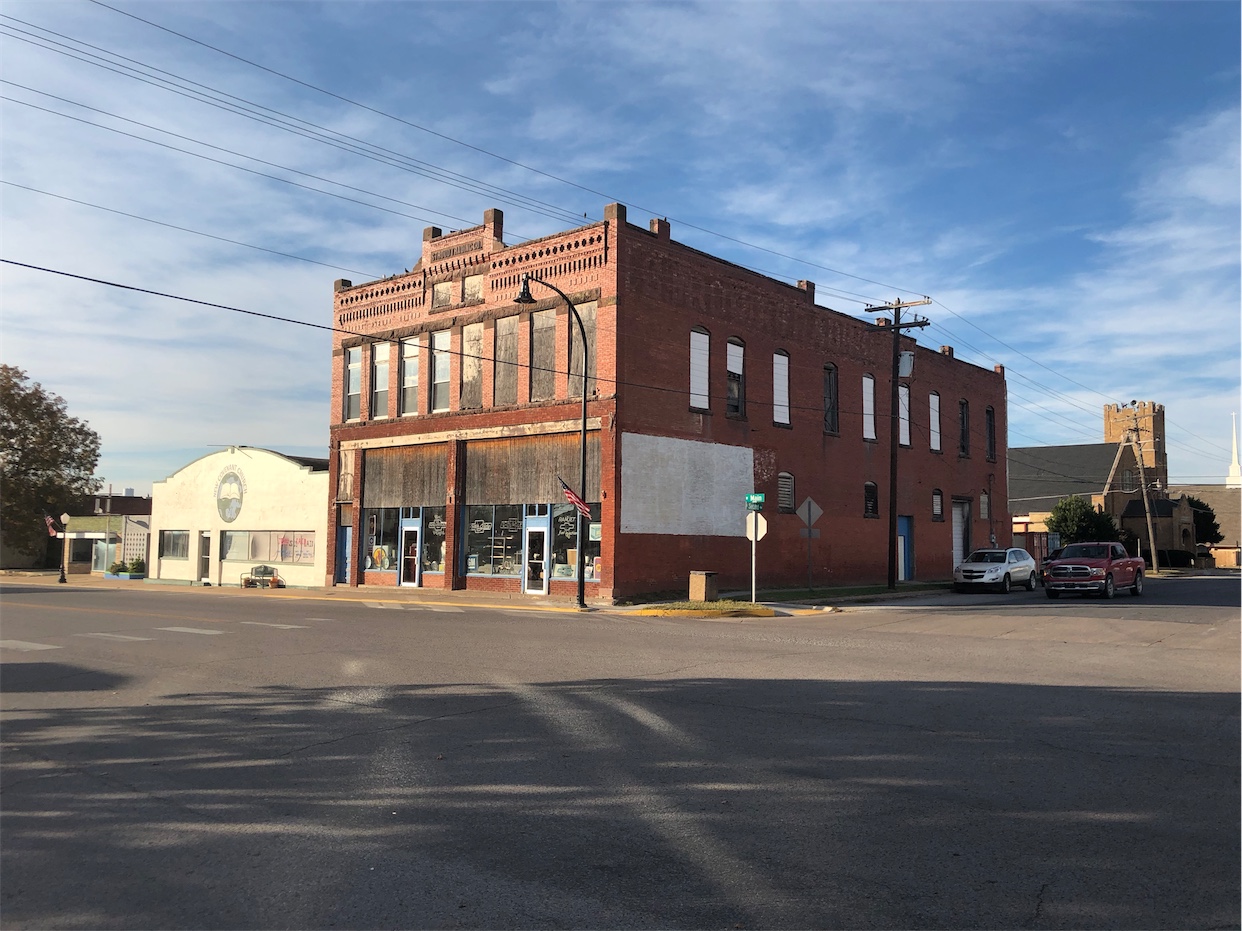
left=58, top=512, right=70, bottom=583
left=515, top=273, right=589, bottom=610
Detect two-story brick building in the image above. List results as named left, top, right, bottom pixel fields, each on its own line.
left=327, top=205, right=1009, bottom=601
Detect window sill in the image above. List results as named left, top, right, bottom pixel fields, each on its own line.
left=772, top=421, right=793, bottom=430
left=690, top=407, right=712, bottom=415
left=864, top=513, right=880, bottom=520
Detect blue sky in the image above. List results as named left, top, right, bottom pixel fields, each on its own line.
left=2, top=1, right=1238, bottom=495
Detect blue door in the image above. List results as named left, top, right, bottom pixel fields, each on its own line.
left=897, top=516, right=913, bottom=581
left=336, top=525, right=352, bottom=583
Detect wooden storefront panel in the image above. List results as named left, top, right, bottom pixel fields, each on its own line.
left=362, top=444, right=448, bottom=507
left=465, top=434, right=600, bottom=504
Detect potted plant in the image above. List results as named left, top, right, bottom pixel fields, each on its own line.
left=105, top=558, right=146, bottom=580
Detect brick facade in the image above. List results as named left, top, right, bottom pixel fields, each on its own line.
left=326, top=205, right=1009, bottom=601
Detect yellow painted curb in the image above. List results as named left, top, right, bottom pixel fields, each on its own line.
left=633, top=606, right=777, bottom=618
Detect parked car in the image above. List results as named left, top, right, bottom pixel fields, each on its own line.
left=953, top=548, right=1039, bottom=593
left=1039, top=547, right=1064, bottom=585
left=1044, top=542, right=1144, bottom=599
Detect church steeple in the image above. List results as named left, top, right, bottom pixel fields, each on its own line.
left=1227, top=413, right=1242, bottom=489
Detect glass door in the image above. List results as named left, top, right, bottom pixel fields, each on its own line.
left=199, top=531, right=212, bottom=585
left=400, top=526, right=421, bottom=587
left=524, top=526, right=548, bottom=595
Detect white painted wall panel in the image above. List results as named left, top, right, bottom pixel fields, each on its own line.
left=620, top=433, right=753, bottom=537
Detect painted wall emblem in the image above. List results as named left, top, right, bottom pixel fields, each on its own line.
left=216, top=468, right=245, bottom=523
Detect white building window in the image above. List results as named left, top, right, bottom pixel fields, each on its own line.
left=929, top=392, right=941, bottom=452
left=371, top=342, right=389, bottom=419
left=862, top=374, right=876, bottom=440
left=689, top=328, right=710, bottom=410
left=344, top=347, right=361, bottom=421
left=773, top=350, right=790, bottom=425
left=431, top=330, right=450, bottom=412
left=898, top=383, right=910, bottom=446
left=432, top=281, right=454, bottom=308
left=400, top=337, right=419, bottom=415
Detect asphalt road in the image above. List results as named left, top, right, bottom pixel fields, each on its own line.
left=1, top=576, right=1238, bottom=930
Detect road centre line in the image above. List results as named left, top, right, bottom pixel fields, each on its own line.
left=239, top=622, right=308, bottom=629
left=76, top=632, right=153, bottom=641
left=0, top=640, right=62, bottom=652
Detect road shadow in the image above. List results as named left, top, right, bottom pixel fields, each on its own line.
left=1, top=677, right=1237, bottom=930
left=0, top=662, right=132, bottom=693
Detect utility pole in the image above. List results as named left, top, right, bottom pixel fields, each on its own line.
left=1124, top=404, right=1160, bottom=574
left=866, top=298, right=931, bottom=589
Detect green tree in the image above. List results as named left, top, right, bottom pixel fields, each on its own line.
left=0, top=365, right=101, bottom=556
left=1186, top=496, right=1223, bottom=546
left=1045, top=495, right=1119, bottom=544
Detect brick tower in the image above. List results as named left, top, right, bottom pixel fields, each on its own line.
left=1104, top=401, right=1167, bottom=491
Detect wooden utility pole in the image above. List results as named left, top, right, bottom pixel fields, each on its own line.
left=866, top=298, right=931, bottom=589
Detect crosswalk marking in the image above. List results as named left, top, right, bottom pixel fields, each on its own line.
left=155, top=627, right=224, bottom=636
left=76, top=632, right=153, bottom=642
left=239, top=622, right=307, bottom=629
left=0, top=640, right=61, bottom=652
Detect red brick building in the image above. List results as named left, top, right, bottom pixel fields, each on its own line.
left=326, top=204, right=1009, bottom=601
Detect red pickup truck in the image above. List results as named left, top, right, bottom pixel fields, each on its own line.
left=1044, top=542, right=1145, bottom=599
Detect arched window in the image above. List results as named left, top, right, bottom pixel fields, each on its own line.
left=726, top=338, right=745, bottom=417
left=689, top=327, right=710, bottom=410
left=929, top=392, right=941, bottom=451
left=777, top=472, right=795, bottom=512
left=864, top=482, right=879, bottom=517
left=958, top=399, right=970, bottom=456
left=823, top=363, right=839, bottom=434
left=898, top=383, right=911, bottom=446
left=932, top=489, right=944, bottom=520
left=862, top=374, right=876, bottom=440
left=985, top=406, right=996, bottom=461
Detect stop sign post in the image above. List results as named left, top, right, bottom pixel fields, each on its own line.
left=745, top=505, right=767, bottom=603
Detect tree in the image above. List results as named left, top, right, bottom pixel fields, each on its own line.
left=1186, top=496, right=1223, bottom=547
left=0, top=365, right=101, bottom=556
left=1045, top=495, right=1119, bottom=544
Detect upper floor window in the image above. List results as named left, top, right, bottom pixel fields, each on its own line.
left=864, top=482, right=879, bottom=517
left=980, top=491, right=990, bottom=520
left=862, top=374, right=876, bottom=440
left=431, top=330, right=451, bottom=412
left=344, top=346, right=361, bottom=421
left=432, top=281, right=454, bottom=308
left=823, top=363, right=839, bottom=434
left=400, top=338, right=419, bottom=415
left=494, top=315, right=519, bottom=407
left=929, top=392, right=942, bottom=452
left=932, top=489, right=944, bottom=521
left=1121, top=469, right=1135, bottom=493
left=958, top=399, right=970, bottom=457
left=898, top=383, right=911, bottom=447
left=464, top=274, right=484, bottom=303
left=530, top=309, right=556, bottom=402
left=568, top=301, right=598, bottom=401
left=726, top=338, right=745, bottom=417
left=985, top=406, right=996, bottom=461
left=773, top=350, right=790, bottom=425
left=460, top=323, right=483, bottom=410
left=370, top=342, right=389, bottom=419
left=777, top=472, right=795, bottom=512
left=689, top=327, right=710, bottom=410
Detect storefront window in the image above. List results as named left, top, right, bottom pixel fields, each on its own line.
left=549, top=502, right=602, bottom=580
left=464, top=505, right=522, bottom=576
left=363, top=507, right=399, bottom=570
left=422, top=507, right=447, bottom=573
left=222, top=531, right=316, bottom=564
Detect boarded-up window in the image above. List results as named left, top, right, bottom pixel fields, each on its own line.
left=929, top=392, right=941, bottom=451
left=568, top=301, right=597, bottom=400
left=777, top=472, right=795, bottom=512
left=986, top=406, right=996, bottom=461
left=362, top=445, right=448, bottom=507
left=432, top=281, right=455, bottom=308
left=460, top=323, right=483, bottom=410
left=689, top=328, right=709, bottom=410
left=864, top=482, right=879, bottom=517
left=530, top=309, right=556, bottom=401
left=773, top=351, right=790, bottom=425
left=465, top=433, right=601, bottom=504
left=464, top=274, right=484, bottom=302
left=494, top=315, right=518, bottom=407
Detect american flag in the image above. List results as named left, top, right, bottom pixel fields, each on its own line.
left=558, top=477, right=591, bottom=518
left=44, top=515, right=57, bottom=537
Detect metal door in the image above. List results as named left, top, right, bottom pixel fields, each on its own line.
left=336, top=525, right=352, bottom=583
left=952, top=501, right=971, bottom=567
left=898, top=515, right=913, bottom=580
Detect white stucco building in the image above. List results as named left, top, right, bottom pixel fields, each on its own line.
left=149, top=447, right=329, bottom=587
